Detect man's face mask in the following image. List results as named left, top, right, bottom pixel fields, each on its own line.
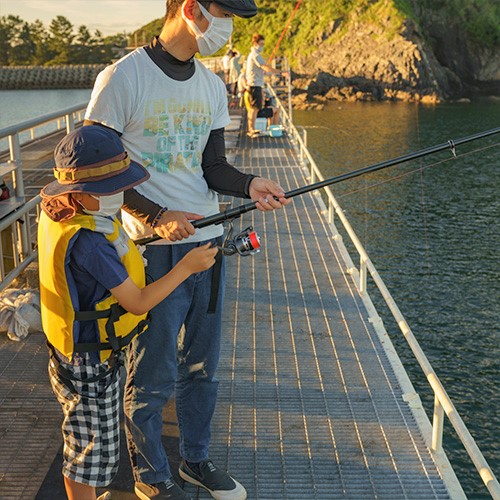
left=183, top=1, right=233, bottom=56
left=83, top=192, right=124, bottom=217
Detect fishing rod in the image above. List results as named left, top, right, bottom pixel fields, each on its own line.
left=267, top=0, right=304, bottom=66
left=134, top=126, right=500, bottom=253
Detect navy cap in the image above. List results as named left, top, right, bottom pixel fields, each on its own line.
left=213, top=0, right=258, bottom=18
left=41, top=126, right=149, bottom=197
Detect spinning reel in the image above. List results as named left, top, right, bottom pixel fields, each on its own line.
left=219, top=220, right=261, bottom=257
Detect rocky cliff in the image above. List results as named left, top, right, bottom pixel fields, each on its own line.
left=293, top=18, right=447, bottom=106
left=231, top=0, right=500, bottom=108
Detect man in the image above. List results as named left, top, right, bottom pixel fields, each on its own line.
left=84, top=1, right=290, bottom=499
left=245, top=33, right=287, bottom=137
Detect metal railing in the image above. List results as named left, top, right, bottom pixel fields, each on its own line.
left=268, top=84, right=500, bottom=499
left=0, top=102, right=88, bottom=157
left=0, top=196, right=41, bottom=291
left=198, top=56, right=224, bottom=75
left=0, top=102, right=87, bottom=291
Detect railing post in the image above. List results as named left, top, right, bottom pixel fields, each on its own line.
left=359, top=256, right=367, bottom=294
left=8, top=133, right=29, bottom=257
left=302, top=128, right=310, bottom=174
left=328, top=201, right=334, bottom=224
left=66, top=113, right=75, bottom=134
left=12, top=223, right=20, bottom=267
left=296, top=126, right=307, bottom=167
left=287, top=60, right=292, bottom=124
left=9, top=134, right=24, bottom=198
left=0, top=234, right=5, bottom=281
left=432, top=395, right=444, bottom=451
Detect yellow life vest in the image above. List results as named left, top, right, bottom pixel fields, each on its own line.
left=38, top=211, right=148, bottom=362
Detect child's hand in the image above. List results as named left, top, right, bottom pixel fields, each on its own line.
left=181, top=243, right=219, bottom=274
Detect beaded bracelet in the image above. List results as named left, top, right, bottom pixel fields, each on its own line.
left=150, top=206, right=168, bottom=229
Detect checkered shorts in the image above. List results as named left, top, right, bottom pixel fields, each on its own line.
left=48, top=354, right=121, bottom=487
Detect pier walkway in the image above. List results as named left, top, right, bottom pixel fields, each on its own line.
left=1, top=113, right=464, bottom=499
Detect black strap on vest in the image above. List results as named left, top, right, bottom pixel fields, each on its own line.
left=74, top=302, right=149, bottom=353
left=208, top=237, right=224, bottom=314
left=73, top=321, right=148, bottom=353
left=47, top=304, right=149, bottom=399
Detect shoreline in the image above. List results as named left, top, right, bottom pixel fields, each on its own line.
left=1, top=65, right=499, bottom=107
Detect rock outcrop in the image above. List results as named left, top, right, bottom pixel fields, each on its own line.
left=289, top=9, right=499, bottom=107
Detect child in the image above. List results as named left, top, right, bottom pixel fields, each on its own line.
left=38, top=126, right=217, bottom=500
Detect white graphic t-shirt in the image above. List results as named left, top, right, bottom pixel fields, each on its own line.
left=85, top=48, right=230, bottom=243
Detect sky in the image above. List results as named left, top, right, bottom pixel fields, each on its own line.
left=0, top=0, right=165, bottom=36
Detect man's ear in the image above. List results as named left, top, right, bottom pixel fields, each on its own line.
left=182, top=0, right=197, bottom=20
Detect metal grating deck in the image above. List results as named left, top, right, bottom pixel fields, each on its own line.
left=183, top=119, right=456, bottom=499
left=0, top=333, right=62, bottom=499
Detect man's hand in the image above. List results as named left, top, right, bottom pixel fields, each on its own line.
left=154, top=210, right=204, bottom=242
left=248, top=177, right=291, bottom=211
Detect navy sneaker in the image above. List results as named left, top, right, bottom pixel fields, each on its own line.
left=179, top=459, right=246, bottom=500
left=134, top=478, right=192, bottom=500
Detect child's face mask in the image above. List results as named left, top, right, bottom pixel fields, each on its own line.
left=84, top=192, right=124, bottom=217
left=182, top=1, right=233, bottom=56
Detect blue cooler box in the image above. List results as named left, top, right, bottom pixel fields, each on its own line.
left=269, top=125, right=283, bottom=137
left=255, top=118, right=268, bottom=132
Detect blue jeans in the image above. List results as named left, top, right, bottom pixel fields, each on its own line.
left=124, top=239, right=225, bottom=484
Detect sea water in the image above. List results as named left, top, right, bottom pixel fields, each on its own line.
left=0, top=89, right=92, bottom=129
left=0, top=89, right=92, bottom=151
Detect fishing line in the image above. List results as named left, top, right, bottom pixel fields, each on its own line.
left=335, top=141, right=500, bottom=200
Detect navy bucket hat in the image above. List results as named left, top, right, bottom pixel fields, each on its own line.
left=42, top=126, right=149, bottom=197
left=213, top=0, right=258, bottom=18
